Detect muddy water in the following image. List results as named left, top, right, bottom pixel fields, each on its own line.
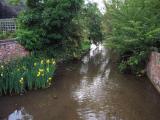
left=1, top=45, right=160, bottom=120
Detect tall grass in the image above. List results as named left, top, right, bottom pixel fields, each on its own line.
left=0, top=56, right=56, bottom=95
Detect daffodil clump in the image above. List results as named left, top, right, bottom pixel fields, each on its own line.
left=0, top=56, right=56, bottom=95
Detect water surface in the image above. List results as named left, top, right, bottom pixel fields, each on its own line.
left=0, top=44, right=160, bottom=120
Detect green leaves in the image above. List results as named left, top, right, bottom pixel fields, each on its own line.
left=104, top=0, right=160, bottom=73
left=0, top=56, right=56, bottom=95
left=6, top=0, right=21, bottom=5
left=17, top=0, right=84, bottom=52
left=84, top=3, right=103, bottom=44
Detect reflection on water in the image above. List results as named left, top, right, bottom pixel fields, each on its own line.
left=8, top=108, right=33, bottom=120
left=0, top=44, right=160, bottom=120
left=73, top=44, right=120, bottom=120
left=73, top=44, right=110, bottom=103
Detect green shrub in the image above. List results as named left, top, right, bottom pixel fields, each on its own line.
left=0, top=56, right=56, bottom=95
left=17, top=29, right=44, bottom=50
left=104, top=0, right=160, bottom=74
left=81, top=40, right=90, bottom=52
left=17, top=0, right=84, bottom=51
left=84, top=3, right=103, bottom=44
left=33, top=40, right=90, bottom=62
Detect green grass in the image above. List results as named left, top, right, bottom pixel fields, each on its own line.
left=0, top=32, right=16, bottom=40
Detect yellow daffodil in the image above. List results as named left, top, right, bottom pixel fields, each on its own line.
left=51, top=59, right=56, bottom=64
left=52, top=60, right=55, bottom=65
left=47, top=77, right=52, bottom=83
left=34, top=63, right=37, bottom=67
left=19, top=77, right=24, bottom=85
left=46, top=59, right=50, bottom=64
left=39, top=69, right=44, bottom=72
left=47, top=68, right=49, bottom=72
left=37, top=71, right=41, bottom=77
left=41, top=60, right=44, bottom=64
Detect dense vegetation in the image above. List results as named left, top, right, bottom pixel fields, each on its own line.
left=16, top=0, right=103, bottom=56
left=1, top=0, right=160, bottom=95
left=104, top=0, right=160, bottom=74
left=0, top=56, right=56, bottom=95
left=84, top=3, right=103, bottom=44
left=0, top=0, right=103, bottom=95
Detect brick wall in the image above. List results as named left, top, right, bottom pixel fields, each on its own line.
left=0, top=40, right=29, bottom=62
left=147, top=52, right=160, bottom=93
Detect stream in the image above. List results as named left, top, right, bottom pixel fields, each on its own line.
left=0, top=44, right=160, bottom=120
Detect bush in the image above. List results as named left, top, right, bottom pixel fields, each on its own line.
left=32, top=40, right=91, bottom=62
left=17, top=29, right=44, bottom=50
left=81, top=40, right=90, bottom=52
left=17, top=0, right=84, bottom=52
left=0, top=56, right=56, bottom=95
left=84, top=3, right=103, bottom=44
left=104, top=0, right=160, bottom=74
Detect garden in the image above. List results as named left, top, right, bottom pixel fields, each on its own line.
left=0, top=0, right=103, bottom=95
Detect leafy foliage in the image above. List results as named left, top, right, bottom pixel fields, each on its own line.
left=5, top=0, right=26, bottom=5
left=0, top=1, right=104, bottom=96
left=0, top=56, right=56, bottom=95
left=17, top=0, right=84, bottom=52
left=104, top=0, right=160, bottom=74
left=84, top=3, right=103, bottom=44
left=16, top=0, right=103, bottom=54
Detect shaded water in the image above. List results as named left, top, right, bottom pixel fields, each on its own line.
left=1, top=44, right=160, bottom=120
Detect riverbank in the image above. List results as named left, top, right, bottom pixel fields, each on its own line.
left=109, top=49, right=160, bottom=95
left=1, top=44, right=160, bottom=120
left=147, top=52, right=160, bottom=94
left=0, top=40, right=90, bottom=96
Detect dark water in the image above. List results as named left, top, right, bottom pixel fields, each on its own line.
left=1, top=44, right=160, bottom=120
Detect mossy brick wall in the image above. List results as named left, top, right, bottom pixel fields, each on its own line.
left=147, top=52, right=160, bottom=93
left=0, top=40, right=29, bottom=62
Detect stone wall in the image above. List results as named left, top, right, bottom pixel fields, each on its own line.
left=0, top=40, right=29, bottom=62
left=147, top=52, right=160, bottom=93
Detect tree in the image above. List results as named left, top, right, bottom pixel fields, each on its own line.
left=84, top=3, right=103, bottom=44
left=104, top=0, right=160, bottom=73
left=17, top=0, right=84, bottom=51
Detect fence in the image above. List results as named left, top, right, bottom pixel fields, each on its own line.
left=0, top=18, right=17, bottom=32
